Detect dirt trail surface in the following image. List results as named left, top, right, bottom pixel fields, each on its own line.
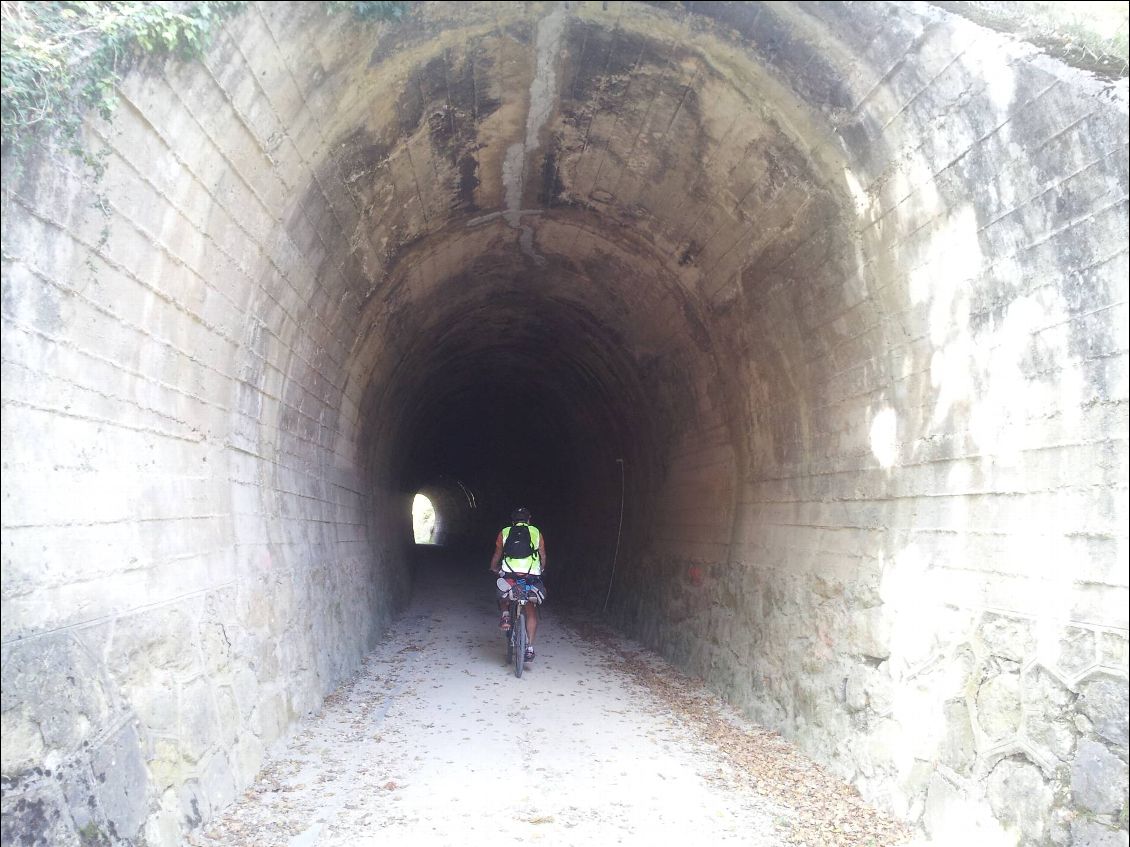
left=188, top=562, right=910, bottom=847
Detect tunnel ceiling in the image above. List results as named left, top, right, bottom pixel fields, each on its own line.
left=231, top=0, right=858, bottom=537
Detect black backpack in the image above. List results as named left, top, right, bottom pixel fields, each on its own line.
left=502, top=524, right=536, bottom=559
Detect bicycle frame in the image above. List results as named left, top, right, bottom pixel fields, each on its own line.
left=502, top=578, right=540, bottom=677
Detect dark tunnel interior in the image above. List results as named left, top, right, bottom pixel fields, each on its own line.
left=371, top=256, right=670, bottom=602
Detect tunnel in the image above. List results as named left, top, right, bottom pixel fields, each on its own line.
left=1, top=2, right=1127, bottom=845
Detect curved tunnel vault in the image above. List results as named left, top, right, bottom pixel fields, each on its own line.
left=2, top=2, right=1127, bottom=845
left=357, top=215, right=724, bottom=600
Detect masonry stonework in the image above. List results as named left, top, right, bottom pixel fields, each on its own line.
left=2, top=3, right=1126, bottom=845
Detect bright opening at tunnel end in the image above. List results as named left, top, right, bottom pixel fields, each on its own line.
left=412, top=493, right=437, bottom=545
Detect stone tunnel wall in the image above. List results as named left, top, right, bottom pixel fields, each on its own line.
left=1, top=2, right=1127, bottom=846
left=604, top=5, right=1130, bottom=844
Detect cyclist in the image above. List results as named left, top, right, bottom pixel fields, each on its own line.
left=489, top=507, right=546, bottom=662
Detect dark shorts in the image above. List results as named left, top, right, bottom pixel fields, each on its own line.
left=496, top=574, right=546, bottom=603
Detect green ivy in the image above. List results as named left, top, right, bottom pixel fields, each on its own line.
left=1, top=1, right=412, bottom=184
left=1, top=1, right=246, bottom=177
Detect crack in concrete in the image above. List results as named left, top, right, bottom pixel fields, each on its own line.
left=501, top=4, right=567, bottom=266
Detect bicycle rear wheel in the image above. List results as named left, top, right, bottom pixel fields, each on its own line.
left=505, top=598, right=516, bottom=665
left=514, top=611, right=526, bottom=678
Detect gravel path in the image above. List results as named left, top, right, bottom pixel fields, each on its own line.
left=187, top=561, right=907, bottom=847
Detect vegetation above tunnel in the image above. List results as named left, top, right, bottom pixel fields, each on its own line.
left=1, top=1, right=243, bottom=175
left=0, top=0, right=409, bottom=181
left=932, top=0, right=1129, bottom=78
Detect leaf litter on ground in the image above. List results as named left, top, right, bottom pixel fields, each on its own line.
left=567, top=619, right=913, bottom=847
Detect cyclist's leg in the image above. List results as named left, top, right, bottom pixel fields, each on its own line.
left=496, top=579, right=511, bottom=630
left=526, top=602, right=538, bottom=648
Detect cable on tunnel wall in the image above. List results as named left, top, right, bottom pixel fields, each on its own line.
left=602, top=457, right=626, bottom=614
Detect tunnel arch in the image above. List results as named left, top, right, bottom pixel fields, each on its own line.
left=2, top=2, right=1126, bottom=845
left=351, top=211, right=737, bottom=600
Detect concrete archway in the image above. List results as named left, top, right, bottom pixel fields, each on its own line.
left=2, top=3, right=1127, bottom=844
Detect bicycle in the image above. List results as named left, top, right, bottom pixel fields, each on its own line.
left=496, top=574, right=542, bottom=678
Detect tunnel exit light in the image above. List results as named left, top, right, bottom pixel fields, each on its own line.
left=412, top=493, right=437, bottom=545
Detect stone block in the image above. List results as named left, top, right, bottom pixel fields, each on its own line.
left=199, top=620, right=233, bottom=677
left=1022, top=664, right=1078, bottom=762
left=1027, top=713, right=1078, bottom=765
left=199, top=752, right=237, bottom=814
left=0, top=705, right=46, bottom=774
left=1057, top=627, right=1098, bottom=679
left=939, top=700, right=976, bottom=775
left=254, top=691, right=289, bottom=744
left=1071, top=739, right=1129, bottom=816
left=1078, top=672, right=1130, bottom=750
left=214, top=686, right=241, bottom=747
left=147, top=736, right=188, bottom=793
left=1100, top=632, right=1128, bottom=673
left=865, top=671, right=895, bottom=717
left=986, top=757, right=1054, bottom=843
left=89, top=722, right=148, bottom=843
left=860, top=717, right=905, bottom=776
left=231, top=733, right=265, bottom=787
left=107, top=605, right=200, bottom=684
left=976, top=671, right=1021, bottom=742
left=848, top=606, right=892, bottom=660
left=1069, top=820, right=1129, bottom=847
left=845, top=667, right=869, bottom=712
left=238, top=578, right=272, bottom=630
left=981, top=613, right=1035, bottom=662
left=0, top=636, right=112, bottom=761
left=54, top=758, right=101, bottom=836
left=177, top=779, right=209, bottom=830
left=143, top=789, right=184, bottom=847
left=0, top=779, right=79, bottom=847
left=229, top=665, right=261, bottom=721
left=923, top=772, right=1009, bottom=842
left=130, top=682, right=178, bottom=735
left=253, top=638, right=282, bottom=680
left=178, top=677, right=219, bottom=764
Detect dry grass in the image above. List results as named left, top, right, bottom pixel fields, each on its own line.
left=934, top=1, right=1129, bottom=78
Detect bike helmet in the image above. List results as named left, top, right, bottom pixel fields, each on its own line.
left=511, top=506, right=531, bottom=523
